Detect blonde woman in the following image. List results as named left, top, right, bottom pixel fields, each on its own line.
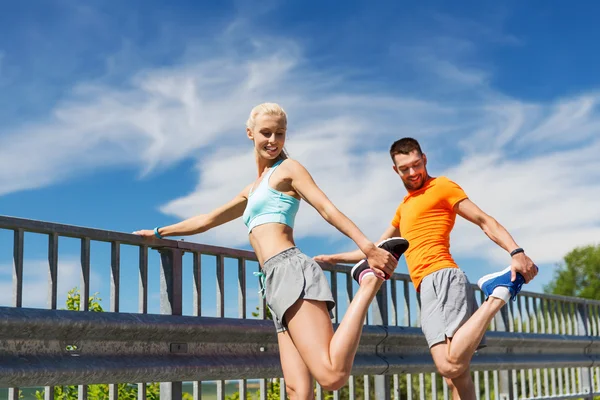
left=134, top=103, right=408, bottom=399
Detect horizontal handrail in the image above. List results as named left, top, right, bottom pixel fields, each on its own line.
left=0, top=306, right=597, bottom=387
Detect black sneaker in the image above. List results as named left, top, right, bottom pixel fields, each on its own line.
left=351, top=237, right=409, bottom=284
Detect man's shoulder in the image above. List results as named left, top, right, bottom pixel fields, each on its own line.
left=433, top=175, right=458, bottom=185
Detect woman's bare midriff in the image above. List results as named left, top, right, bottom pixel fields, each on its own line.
left=249, top=223, right=296, bottom=266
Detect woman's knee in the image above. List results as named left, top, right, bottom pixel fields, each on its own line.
left=315, top=371, right=349, bottom=391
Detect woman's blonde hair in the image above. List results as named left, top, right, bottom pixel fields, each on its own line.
left=246, top=103, right=289, bottom=160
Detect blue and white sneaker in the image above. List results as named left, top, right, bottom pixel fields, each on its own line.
left=477, top=266, right=525, bottom=302
left=351, top=237, right=409, bottom=284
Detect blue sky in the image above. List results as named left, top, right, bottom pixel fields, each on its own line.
left=1, top=0, right=599, bottom=316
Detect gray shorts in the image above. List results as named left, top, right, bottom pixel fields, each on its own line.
left=418, top=268, right=486, bottom=349
left=262, top=247, right=336, bottom=332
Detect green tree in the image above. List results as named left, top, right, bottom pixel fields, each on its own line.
left=34, top=287, right=190, bottom=400
left=544, top=244, right=600, bottom=299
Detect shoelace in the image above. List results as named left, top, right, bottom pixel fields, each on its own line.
left=510, top=279, right=525, bottom=301
left=254, top=271, right=266, bottom=298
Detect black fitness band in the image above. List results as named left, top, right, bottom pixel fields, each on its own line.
left=510, top=247, right=524, bottom=257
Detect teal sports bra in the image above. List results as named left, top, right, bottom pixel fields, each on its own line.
left=243, top=160, right=301, bottom=233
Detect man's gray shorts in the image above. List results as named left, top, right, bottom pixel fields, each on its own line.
left=263, top=247, right=336, bottom=333
left=418, top=267, right=486, bottom=349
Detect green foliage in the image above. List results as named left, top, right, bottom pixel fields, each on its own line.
left=34, top=383, right=170, bottom=400
left=251, top=305, right=273, bottom=321
left=64, top=287, right=104, bottom=312
left=544, top=244, right=600, bottom=300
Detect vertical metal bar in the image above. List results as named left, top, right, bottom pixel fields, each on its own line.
left=78, top=385, right=88, bottom=400
left=331, top=271, right=340, bottom=400
left=258, top=263, right=266, bottom=320
left=556, top=367, right=562, bottom=396
left=531, top=297, right=542, bottom=397
left=193, top=252, right=202, bottom=400
left=45, top=232, right=58, bottom=400
left=577, top=302, right=593, bottom=399
left=280, top=378, right=286, bottom=400
left=364, top=375, right=371, bottom=400
left=511, top=370, right=518, bottom=400
left=372, top=281, right=390, bottom=400
left=216, top=254, right=225, bottom=400
left=137, top=245, right=148, bottom=400
left=47, top=233, right=58, bottom=309
left=238, top=258, right=246, bottom=319
left=562, top=302, right=570, bottom=335
left=419, top=373, right=425, bottom=400
left=110, top=241, right=121, bottom=312
left=390, top=278, right=398, bottom=326
left=516, top=296, right=525, bottom=399
left=553, top=300, right=560, bottom=334
left=407, top=374, right=413, bottom=400
left=393, top=374, right=399, bottom=400
left=8, top=223, right=21, bottom=400
left=260, top=379, right=267, bottom=400
left=138, top=383, right=146, bottom=400
left=78, top=237, right=90, bottom=400
left=216, top=255, right=225, bottom=317
left=331, top=271, right=339, bottom=323
left=80, top=238, right=90, bottom=311
left=217, top=381, right=225, bottom=400
left=525, top=298, right=535, bottom=399
left=443, top=377, right=449, bottom=400
left=12, top=228, right=24, bottom=308
left=484, top=370, right=490, bottom=400
left=316, top=382, right=323, bottom=400
left=138, top=245, right=148, bottom=314
left=346, top=272, right=355, bottom=400
left=432, top=372, right=438, bottom=400
left=545, top=299, right=552, bottom=396
left=528, top=369, right=534, bottom=399
left=493, top=370, right=499, bottom=400
left=403, top=280, right=411, bottom=327
left=159, top=247, right=183, bottom=400
left=539, top=297, right=546, bottom=333
left=109, top=241, right=120, bottom=400
left=494, top=305, right=514, bottom=400
left=238, top=257, right=246, bottom=400
left=474, top=371, right=480, bottom=400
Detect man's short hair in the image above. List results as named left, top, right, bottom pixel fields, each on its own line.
left=389, top=137, right=423, bottom=160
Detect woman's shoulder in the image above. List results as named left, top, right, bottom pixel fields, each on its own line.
left=279, top=158, right=304, bottom=173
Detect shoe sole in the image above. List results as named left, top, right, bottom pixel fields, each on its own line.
left=351, top=237, right=409, bottom=280
left=477, top=265, right=512, bottom=289
left=377, top=237, right=409, bottom=260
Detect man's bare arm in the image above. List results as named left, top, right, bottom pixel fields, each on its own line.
left=455, top=198, right=537, bottom=283
left=314, top=225, right=400, bottom=265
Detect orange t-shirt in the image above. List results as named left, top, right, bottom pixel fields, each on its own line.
left=391, top=176, right=468, bottom=291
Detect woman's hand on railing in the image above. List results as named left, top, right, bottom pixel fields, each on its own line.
left=132, top=229, right=157, bottom=238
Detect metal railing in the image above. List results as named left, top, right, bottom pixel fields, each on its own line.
left=0, top=214, right=599, bottom=400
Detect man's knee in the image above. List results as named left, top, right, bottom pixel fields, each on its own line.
left=435, top=359, right=468, bottom=380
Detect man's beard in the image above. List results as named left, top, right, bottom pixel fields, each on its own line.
left=403, top=174, right=426, bottom=191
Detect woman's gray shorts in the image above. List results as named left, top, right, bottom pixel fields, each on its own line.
left=262, top=247, right=336, bottom=333
left=418, top=267, right=486, bottom=349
